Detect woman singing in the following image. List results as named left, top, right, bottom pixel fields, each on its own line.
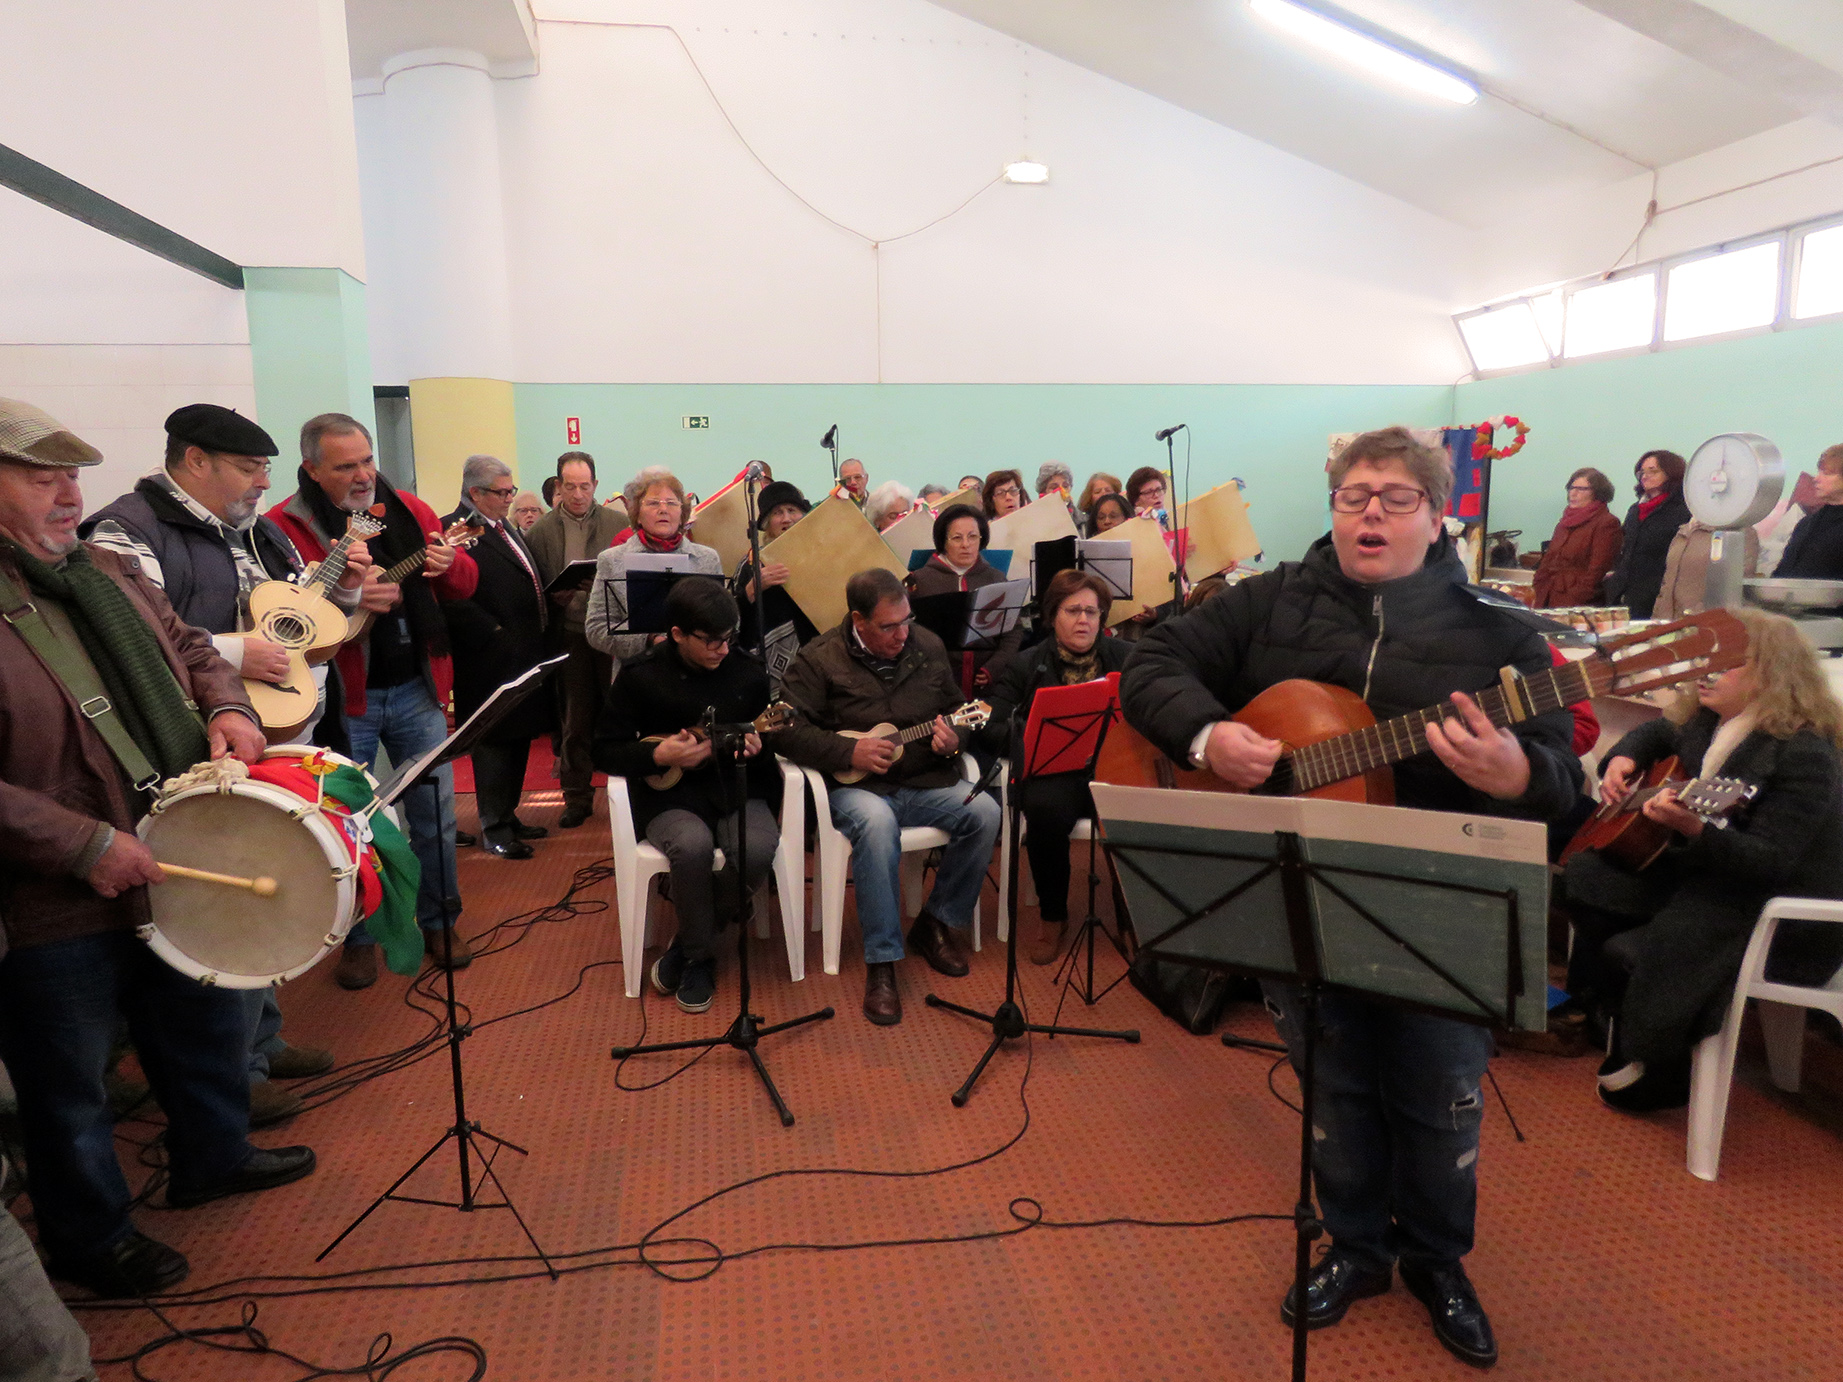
left=906, top=503, right=1022, bottom=697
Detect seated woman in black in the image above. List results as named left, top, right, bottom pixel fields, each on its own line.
left=905, top=503, right=1022, bottom=698
left=733, top=480, right=817, bottom=693
left=979, top=569, right=1130, bottom=965
left=1563, top=607, right=1843, bottom=1110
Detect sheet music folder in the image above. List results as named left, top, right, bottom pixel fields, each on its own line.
left=1091, top=784, right=1550, bottom=1031
left=376, top=654, right=570, bottom=808
left=910, top=580, right=1029, bottom=652
left=542, top=558, right=597, bottom=596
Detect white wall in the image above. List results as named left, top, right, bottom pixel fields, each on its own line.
left=356, top=0, right=1477, bottom=387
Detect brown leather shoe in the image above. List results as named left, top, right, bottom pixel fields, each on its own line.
left=247, top=1080, right=303, bottom=1128
left=333, top=945, right=378, bottom=990
left=863, top=962, right=902, bottom=1025
left=266, top=1043, right=335, bottom=1080
left=1030, top=920, right=1069, bottom=967
left=424, top=926, right=473, bottom=970
left=907, top=912, right=970, bottom=977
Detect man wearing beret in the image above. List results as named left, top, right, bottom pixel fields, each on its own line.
left=0, top=397, right=316, bottom=1299
left=84, top=403, right=371, bottom=1125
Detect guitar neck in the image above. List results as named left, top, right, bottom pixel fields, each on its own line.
left=1288, top=660, right=1598, bottom=794
left=308, top=528, right=372, bottom=595
left=382, top=546, right=429, bottom=584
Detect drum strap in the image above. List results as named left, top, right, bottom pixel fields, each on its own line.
left=0, top=569, right=161, bottom=791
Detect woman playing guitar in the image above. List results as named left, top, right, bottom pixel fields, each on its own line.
left=1120, top=427, right=1586, bottom=1372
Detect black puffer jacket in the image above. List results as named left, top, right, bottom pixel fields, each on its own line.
left=1120, top=533, right=1582, bottom=820
left=1605, top=490, right=1692, bottom=618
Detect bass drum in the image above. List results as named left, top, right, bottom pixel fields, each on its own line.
left=135, top=747, right=376, bottom=988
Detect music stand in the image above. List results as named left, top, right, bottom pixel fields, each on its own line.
left=925, top=688, right=1141, bottom=1108
left=1091, top=783, right=1548, bottom=1382
left=320, top=654, right=569, bottom=1269
left=607, top=480, right=834, bottom=1127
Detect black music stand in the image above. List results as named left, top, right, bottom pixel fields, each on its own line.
left=319, top=654, right=568, bottom=1269
left=925, top=690, right=1141, bottom=1107
left=608, top=480, right=834, bottom=1127
left=1091, top=784, right=1548, bottom=1382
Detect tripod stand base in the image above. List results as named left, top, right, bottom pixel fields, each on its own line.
left=925, top=995, right=1139, bottom=1107
left=612, top=1006, right=835, bottom=1127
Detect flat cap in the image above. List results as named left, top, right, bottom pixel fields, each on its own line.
left=165, top=403, right=278, bottom=458
left=0, top=397, right=103, bottom=468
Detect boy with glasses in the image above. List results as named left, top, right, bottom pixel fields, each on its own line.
left=593, top=578, right=780, bottom=1013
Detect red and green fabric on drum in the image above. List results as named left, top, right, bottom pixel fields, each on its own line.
left=245, top=756, right=423, bottom=976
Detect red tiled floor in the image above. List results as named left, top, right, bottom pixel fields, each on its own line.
left=55, top=786, right=1843, bottom=1380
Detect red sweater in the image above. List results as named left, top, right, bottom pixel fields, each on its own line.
left=266, top=489, right=478, bottom=718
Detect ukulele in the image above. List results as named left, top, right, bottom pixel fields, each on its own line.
left=640, top=702, right=797, bottom=790
left=1096, top=609, right=1750, bottom=803
left=342, top=520, right=483, bottom=643
left=832, top=701, right=992, bottom=784
left=1559, top=756, right=1757, bottom=870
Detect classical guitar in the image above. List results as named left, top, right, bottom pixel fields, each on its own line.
left=343, top=520, right=483, bottom=643
left=1096, top=609, right=1750, bottom=803
left=640, top=702, right=797, bottom=790
left=832, top=700, right=992, bottom=784
left=1559, top=756, right=1757, bottom=870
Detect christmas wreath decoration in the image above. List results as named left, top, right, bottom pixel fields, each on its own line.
left=1470, top=416, right=1530, bottom=461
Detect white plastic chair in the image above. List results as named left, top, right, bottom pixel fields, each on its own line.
left=607, top=764, right=808, bottom=998
left=1686, top=896, right=1843, bottom=1180
left=993, top=758, right=1093, bottom=942
left=801, top=756, right=984, bottom=976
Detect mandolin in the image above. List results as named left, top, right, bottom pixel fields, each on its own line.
left=1559, top=756, right=1757, bottom=870
left=343, top=520, right=483, bottom=643
left=832, top=700, right=992, bottom=784
left=1096, top=609, right=1750, bottom=803
left=640, top=702, right=797, bottom=790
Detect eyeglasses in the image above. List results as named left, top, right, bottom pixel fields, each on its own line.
left=1566, top=484, right=1595, bottom=493
left=687, top=630, right=733, bottom=650
left=641, top=498, right=683, bottom=512
left=1060, top=605, right=1101, bottom=620
left=1329, top=485, right=1427, bottom=515
left=872, top=616, right=914, bottom=635
left=215, top=456, right=271, bottom=478
left=484, top=486, right=518, bottom=499
left=991, top=485, right=1021, bottom=500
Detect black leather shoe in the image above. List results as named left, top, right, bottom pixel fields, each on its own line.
left=863, top=962, right=902, bottom=1025
left=482, top=838, right=534, bottom=859
left=1399, top=1259, right=1498, bottom=1369
left=51, top=1230, right=188, bottom=1298
left=454, top=830, right=477, bottom=848
left=558, top=805, right=591, bottom=829
left=1280, top=1249, right=1392, bottom=1329
left=167, top=1145, right=317, bottom=1209
left=512, top=821, right=549, bottom=840
left=907, top=913, right=970, bottom=978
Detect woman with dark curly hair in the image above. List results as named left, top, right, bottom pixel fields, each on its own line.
left=1604, top=449, right=1690, bottom=618
left=905, top=503, right=1022, bottom=695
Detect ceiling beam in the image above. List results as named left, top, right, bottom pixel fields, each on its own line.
left=0, top=142, right=244, bottom=290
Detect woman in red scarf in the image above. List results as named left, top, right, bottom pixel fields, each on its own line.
left=1604, top=449, right=1691, bottom=620
left=584, top=468, right=722, bottom=670
left=1533, top=466, right=1623, bottom=607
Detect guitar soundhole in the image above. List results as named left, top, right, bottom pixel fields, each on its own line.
left=268, top=613, right=309, bottom=646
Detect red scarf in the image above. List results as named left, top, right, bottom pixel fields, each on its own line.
left=1559, top=500, right=1608, bottom=530
left=1635, top=491, right=1670, bottom=523
left=636, top=527, right=685, bottom=553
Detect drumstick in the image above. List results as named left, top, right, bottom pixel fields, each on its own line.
left=158, top=863, right=279, bottom=898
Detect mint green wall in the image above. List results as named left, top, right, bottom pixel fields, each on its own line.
left=514, top=383, right=1451, bottom=569
left=1457, top=319, right=1843, bottom=551
left=245, top=268, right=377, bottom=462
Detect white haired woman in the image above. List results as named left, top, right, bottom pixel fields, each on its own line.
left=864, top=481, right=916, bottom=533
left=585, top=468, right=722, bottom=671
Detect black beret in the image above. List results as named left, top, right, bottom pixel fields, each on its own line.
left=755, top=480, right=811, bottom=529
left=164, top=403, right=278, bottom=458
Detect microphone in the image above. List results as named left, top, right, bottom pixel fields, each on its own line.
left=1154, top=424, right=1187, bottom=442
left=745, top=459, right=767, bottom=479
left=820, top=425, right=838, bottom=450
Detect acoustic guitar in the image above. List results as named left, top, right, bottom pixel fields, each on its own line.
left=1559, top=756, right=1757, bottom=871
left=831, top=701, right=992, bottom=784
left=1096, top=609, right=1750, bottom=803
left=342, top=520, right=483, bottom=643
left=639, top=702, right=796, bottom=790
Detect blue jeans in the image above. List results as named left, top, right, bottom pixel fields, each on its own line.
left=0, top=932, right=252, bottom=1264
left=345, top=678, right=459, bottom=941
left=830, top=783, right=1001, bottom=965
left=1263, top=983, right=1493, bottom=1273
left=240, top=988, right=286, bottom=1081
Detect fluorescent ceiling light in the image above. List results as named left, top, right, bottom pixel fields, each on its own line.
left=1564, top=273, right=1657, bottom=358
left=1794, top=224, right=1843, bottom=320
left=1004, top=161, right=1049, bottom=184
left=1664, top=242, right=1780, bottom=342
left=1458, top=305, right=1549, bottom=373
left=1249, top=0, right=1478, bottom=105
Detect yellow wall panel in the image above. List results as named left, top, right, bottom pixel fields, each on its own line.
left=408, top=377, right=518, bottom=510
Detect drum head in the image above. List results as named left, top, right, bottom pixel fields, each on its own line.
left=140, top=790, right=345, bottom=985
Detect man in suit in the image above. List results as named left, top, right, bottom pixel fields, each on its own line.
left=444, top=455, right=553, bottom=858
left=525, top=451, right=624, bottom=828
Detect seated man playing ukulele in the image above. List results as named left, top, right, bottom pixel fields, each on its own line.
left=1122, top=426, right=1583, bottom=1372
left=777, top=567, right=1001, bottom=1026
left=592, top=578, right=780, bottom=1014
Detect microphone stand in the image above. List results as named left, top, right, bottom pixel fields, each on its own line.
left=609, top=466, right=834, bottom=1126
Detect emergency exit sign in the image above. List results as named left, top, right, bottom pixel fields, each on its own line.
left=565, top=417, right=580, bottom=445
left=682, top=415, right=710, bottom=430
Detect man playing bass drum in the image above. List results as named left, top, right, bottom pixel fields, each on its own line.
left=1121, top=426, right=1584, bottom=1371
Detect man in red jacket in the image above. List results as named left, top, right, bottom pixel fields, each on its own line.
left=267, top=413, right=479, bottom=990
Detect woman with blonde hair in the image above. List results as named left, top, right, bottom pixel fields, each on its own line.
left=1076, top=472, right=1121, bottom=518
left=586, top=467, right=722, bottom=670
left=1563, top=607, right=1843, bottom=1110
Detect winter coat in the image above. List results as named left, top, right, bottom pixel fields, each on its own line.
left=1605, top=491, right=1693, bottom=619
left=1773, top=502, right=1843, bottom=580
left=979, top=635, right=1131, bottom=760
left=1532, top=503, right=1622, bottom=608
left=583, top=533, right=723, bottom=671
left=1654, top=521, right=1759, bottom=621
left=440, top=506, right=552, bottom=745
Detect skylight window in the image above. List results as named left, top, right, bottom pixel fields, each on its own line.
left=1664, top=241, right=1780, bottom=341
left=1793, top=223, right=1843, bottom=320
left=1248, top=0, right=1478, bottom=105
left=1563, top=273, right=1657, bottom=358
left=1457, top=304, right=1550, bottom=372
